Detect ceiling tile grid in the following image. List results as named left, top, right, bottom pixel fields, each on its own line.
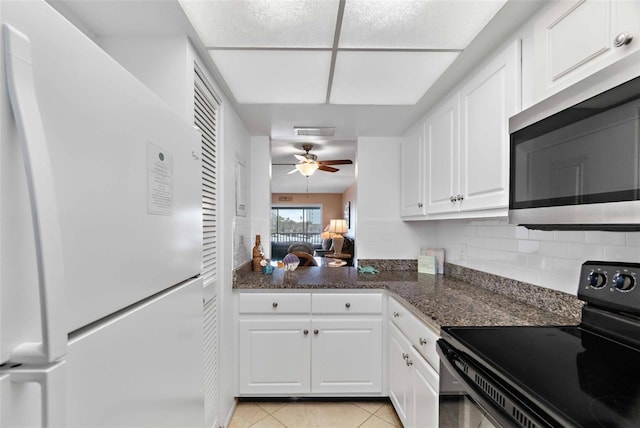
left=180, top=0, right=507, bottom=105
left=210, top=50, right=332, bottom=103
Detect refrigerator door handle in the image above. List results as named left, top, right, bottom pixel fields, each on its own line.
left=9, top=361, right=66, bottom=428
left=3, top=24, right=66, bottom=364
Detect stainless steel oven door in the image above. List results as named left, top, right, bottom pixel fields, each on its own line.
left=438, top=349, right=500, bottom=428
left=437, top=339, right=550, bottom=428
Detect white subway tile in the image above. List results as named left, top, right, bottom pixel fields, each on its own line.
left=626, top=232, right=640, bottom=247
left=518, top=240, right=539, bottom=254
left=528, top=229, right=555, bottom=241
left=567, top=243, right=604, bottom=261
left=585, top=231, right=627, bottom=246
left=539, top=241, right=569, bottom=258
left=514, top=226, right=529, bottom=240
left=477, top=226, right=493, bottom=237
left=553, top=230, right=586, bottom=243
left=603, top=246, right=640, bottom=262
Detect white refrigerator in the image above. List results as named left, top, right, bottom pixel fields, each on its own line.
left=0, top=1, right=204, bottom=427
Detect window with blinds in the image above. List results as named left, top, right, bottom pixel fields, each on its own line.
left=194, top=67, right=219, bottom=428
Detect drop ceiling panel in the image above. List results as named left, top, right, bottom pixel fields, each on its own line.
left=330, top=51, right=459, bottom=105
left=210, top=50, right=332, bottom=104
left=179, top=0, right=339, bottom=48
left=339, top=0, right=507, bottom=49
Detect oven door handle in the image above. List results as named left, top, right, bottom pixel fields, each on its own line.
left=437, top=339, right=526, bottom=428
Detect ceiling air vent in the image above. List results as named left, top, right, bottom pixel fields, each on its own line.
left=294, top=127, right=335, bottom=137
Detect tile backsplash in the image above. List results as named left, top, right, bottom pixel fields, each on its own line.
left=429, top=218, right=640, bottom=295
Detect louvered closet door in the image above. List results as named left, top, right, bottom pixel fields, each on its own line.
left=194, top=67, right=220, bottom=428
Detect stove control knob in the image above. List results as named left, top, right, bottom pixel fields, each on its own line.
left=613, top=273, right=635, bottom=291
left=587, top=271, right=607, bottom=288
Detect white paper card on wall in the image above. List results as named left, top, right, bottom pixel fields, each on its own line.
left=422, top=247, right=445, bottom=274
left=147, top=141, right=173, bottom=215
left=418, top=255, right=437, bottom=274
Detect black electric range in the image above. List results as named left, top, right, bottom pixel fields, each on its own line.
left=437, top=261, right=640, bottom=428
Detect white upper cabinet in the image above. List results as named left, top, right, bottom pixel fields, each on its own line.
left=406, top=39, right=520, bottom=220
left=533, top=0, right=640, bottom=102
left=400, top=122, right=426, bottom=217
left=426, top=95, right=460, bottom=215
left=459, top=39, right=521, bottom=213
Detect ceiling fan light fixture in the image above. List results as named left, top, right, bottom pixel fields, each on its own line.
left=296, top=162, right=319, bottom=177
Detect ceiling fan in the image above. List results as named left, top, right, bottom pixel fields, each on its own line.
left=282, top=144, right=353, bottom=177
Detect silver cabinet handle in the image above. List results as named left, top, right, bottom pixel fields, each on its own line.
left=402, top=353, right=409, bottom=360
left=272, top=302, right=278, bottom=308
left=393, top=311, right=400, bottom=318
left=419, top=337, right=427, bottom=346
left=345, top=302, right=351, bottom=308
left=417, top=202, right=423, bottom=208
left=450, top=196, right=456, bottom=202
left=457, top=194, right=464, bottom=201
left=406, top=359, right=413, bottom=367
left=303, top=329, right=309, bottom=335
left=614, top=32, right=633, bottom=47
left=313, top=329, right=319, bottom=335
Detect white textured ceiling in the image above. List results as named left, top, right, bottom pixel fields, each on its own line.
left=50, top=0, right=547, bottom=194
left=180, top=0, right=507, bottom=106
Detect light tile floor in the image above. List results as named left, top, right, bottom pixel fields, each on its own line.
left=228, top=400, right=403, bottom=428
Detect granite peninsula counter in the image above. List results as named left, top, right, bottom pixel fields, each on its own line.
left=233, top=264, right=581, bottom=332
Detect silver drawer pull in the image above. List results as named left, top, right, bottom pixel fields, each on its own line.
left=345, top=302, right=351, bottom=308
left=406, top=359, right=413, bottom=367
left=272, top=302, right=278, bottom=308
left=303, top=329, right=309, bottom=335
left=314, top=329, right=319, bottom=335
left=402, top=353, right=409, bottom=360
left=419, top=337, right=428, bottom=346
left=393, top=311, right=400, bottom=318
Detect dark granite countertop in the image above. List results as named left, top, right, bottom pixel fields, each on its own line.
left=233, top=265, right=581, bottom=332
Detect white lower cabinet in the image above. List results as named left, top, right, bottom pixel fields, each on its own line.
left=389, top=323, right=439, bottom=428
left=389, top=323, right=412, bottom=425
left=237, top=291, right=383, bottom=396
left=238, top=319, right=311, bottom=395
left=311, top=319, right=382, bottom=394
left=388, top=296, right=440, bottom=428
left=408, top=345, right=439, bottom=428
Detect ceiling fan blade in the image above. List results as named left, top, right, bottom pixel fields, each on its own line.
left=318, top=165, right=339, bottom=173
left=318, top=159, right=353, bottom=165
left=287, top=168, right=299, bottom=175
left=294, top=154, right=307, bottom=162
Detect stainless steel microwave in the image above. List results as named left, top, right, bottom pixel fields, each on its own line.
left=509, top=67, right=640, bottom=231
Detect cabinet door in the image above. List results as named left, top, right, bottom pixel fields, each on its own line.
left=533, top=0, right=640, bottom=101
left=459, top=39, right=520, bottom=212
left=238, top=319, right=311, bottom=395
left=408, top=348, right=439, bottom=428
left=426, top=95, right=459, bottom=214
left=400, top=122, right=426, bottom=217
left=388, top=323, right=411, bottom=427
left=311, top=319, right=382, bottom=394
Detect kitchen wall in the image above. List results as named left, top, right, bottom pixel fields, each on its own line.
left=356, top=137, right=431, bottom=259
left=272, top=193, right=344, bottom=228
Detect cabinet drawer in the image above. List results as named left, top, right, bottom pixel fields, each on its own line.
left=312, top=293, right=383, bottom=314
left=389, top=297, right=440, bottom=372
left=238, top=293, right=311, bottom=314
